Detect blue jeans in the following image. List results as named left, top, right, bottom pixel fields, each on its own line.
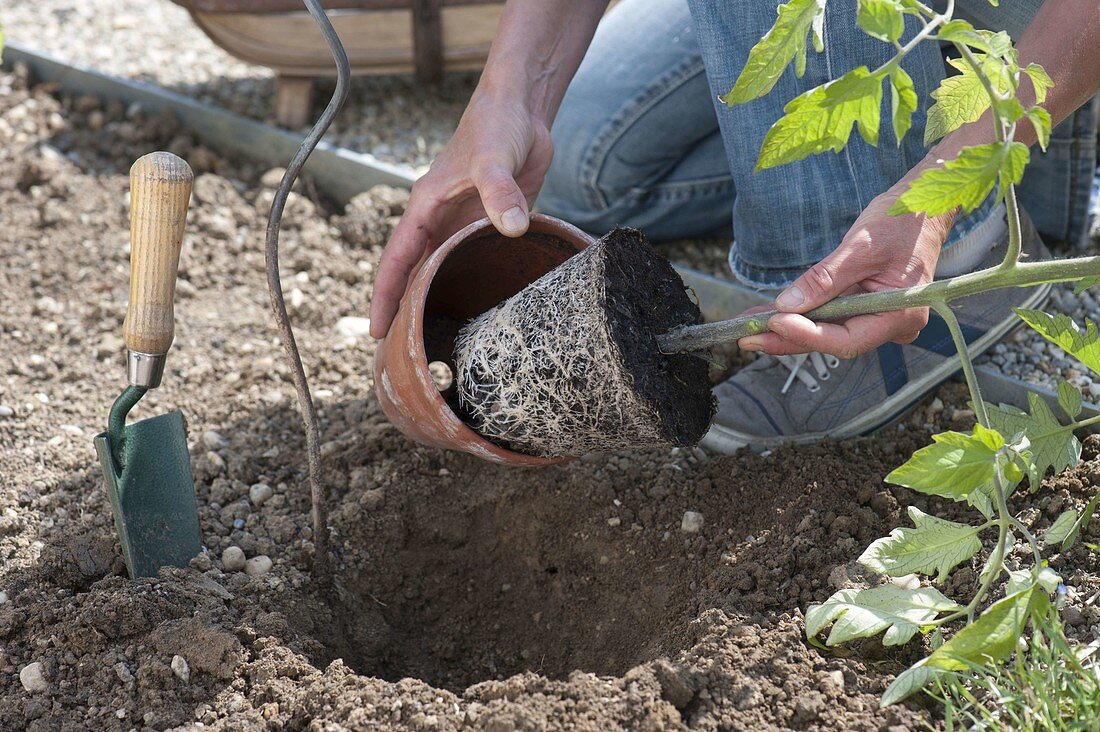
left=538, top=0, right=1098, bottom=288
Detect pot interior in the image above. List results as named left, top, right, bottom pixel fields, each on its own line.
left=423, top=225, right=584, bottom=408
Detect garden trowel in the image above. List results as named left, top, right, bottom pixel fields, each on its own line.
left=93, top=151, right=202, bottom=579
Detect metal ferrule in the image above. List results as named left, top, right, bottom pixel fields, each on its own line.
left=127, top=350, right=167, bottom=389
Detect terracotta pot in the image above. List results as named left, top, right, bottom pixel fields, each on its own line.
left=374, top=214, right=594, bottom=466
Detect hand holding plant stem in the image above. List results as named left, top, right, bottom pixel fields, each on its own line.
left=703, top=0, right=1100, bottom=708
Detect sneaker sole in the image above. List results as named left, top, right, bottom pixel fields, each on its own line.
left=699, top=281, right=1053, bottom=454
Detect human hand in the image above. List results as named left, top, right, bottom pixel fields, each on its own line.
left=739, top=168, right=956, bottom=359
left=368, top=88, right=554, bottom=339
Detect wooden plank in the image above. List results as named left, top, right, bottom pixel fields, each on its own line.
left=274, top=75, right=315, bottom=128
left=412, top=0, right=444, bottom=84
left=2, top=42, right=417, bottom=203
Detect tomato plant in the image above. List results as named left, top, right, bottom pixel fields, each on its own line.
left=722, top=0, right=1100, bottom=705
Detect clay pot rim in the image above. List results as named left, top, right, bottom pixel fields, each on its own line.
left=405, top=214, right=593, bottom=467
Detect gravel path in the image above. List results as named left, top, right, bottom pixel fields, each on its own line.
left=3, top=0, right=477, bottom=172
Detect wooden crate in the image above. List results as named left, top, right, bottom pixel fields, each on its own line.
left=171, top=0, right=504, bottom=127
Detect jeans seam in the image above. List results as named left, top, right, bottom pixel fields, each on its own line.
left=578, top=55, right=710, bottom=211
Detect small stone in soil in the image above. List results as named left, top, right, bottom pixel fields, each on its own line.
left=681, top=511, right=704, bottom=533
left=221, top=546, right=246, bottom=572
left=335, top=316, right=372, bottom=338
left=0, top=405, right=13, bottom=418
left=171, top=655, right=190, bottom=682
left=20, top=662, right=47, bottom=693
left=249, top=483, right=274, bottom=506
left=245, top=555, right=273, bottom=577
left=202, top=430, right=229, bottom=450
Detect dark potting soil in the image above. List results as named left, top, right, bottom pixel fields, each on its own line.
left=600, top=228, right=716, bottom=447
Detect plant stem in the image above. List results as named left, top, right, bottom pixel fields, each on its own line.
left=932, top=302, right=988, bottom=427
left=659, top=255, right=1100, bottom=352
left=871, top=0, right=954, bottom=78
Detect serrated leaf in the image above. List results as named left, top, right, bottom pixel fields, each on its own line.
left=857, top=0, right=904, bottom=43
left=1015, top=309, right=1100, bottom=378
left=925, top=587, right=1045, bottom=671
left=1058, top=380, right=1082, bottom=420
left=889, top=142, right=1028, bottom=216
left=756, top=66, right=883, bottom=170
left=1063, top=495, right=1099, bottom=551
left=807, top=585, right=962, bottom=647
left=1074, top=276, right=1100, bottom=295
left=889, top=67, right=917, bottom=144
left=880, top=661, right=941, bottom=707
left=1006, top=568, right=1033, bottom=595
left=1025, top=63, right=1053, bottom=104
left=985, top=392, right=1081, bottom=488
left=885, top=425, right=1004, bottom=499
left=1038, top=567, right=1063, bottom=593
left=1026, top=106, right=1052, bottom=152
left=924, top=65, right=990, bottom=144
left=722, top=0, right=827, bottom=105
left=1045, top=510, right=1078, bottom=546
left=859, top=506, right=983, bottom=583
left=937, top=22, right=1012, bottom=58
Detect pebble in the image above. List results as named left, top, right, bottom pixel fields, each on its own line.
left=249, top=483, right=274, bottom=506
left=335, top=316, right=372, bottom=338
left=245, top=555, right=273, bottom=577
left=171, top=655, right=190, bottom=682
left=607, top=517, right=621, bottom=527
left=221, top=546, right=246, bottom=572
left=19, top=662, right=47, bottom=693
left=202, top=430, right=229, bottom=450
left=206, top=451, right=226, bottom=472
left=681, top=511, right=704, bottom=534
left=0, top=591, right=7, bottom=604
left=0, top=406, right=13, bottom=418
left=114, top=661, right=133, bottom=683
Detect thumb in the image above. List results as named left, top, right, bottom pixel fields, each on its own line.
left=774, top=245, right=867, bottom=313
left=472, top=165, right=530, bottom=237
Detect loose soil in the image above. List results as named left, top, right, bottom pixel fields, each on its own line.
left=2, top=66, right=1099, bottom=731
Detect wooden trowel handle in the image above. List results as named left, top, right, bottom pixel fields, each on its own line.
left=124, top=152, right=193, bottom=356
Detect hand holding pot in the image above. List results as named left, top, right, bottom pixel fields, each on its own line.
left=369, top=89, right=554, bottom=339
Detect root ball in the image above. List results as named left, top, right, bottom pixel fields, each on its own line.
left=454, top=227, right=715, bottom=457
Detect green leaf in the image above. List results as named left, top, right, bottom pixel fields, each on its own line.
left=890, top=141, right=1028, bottom=217
left=937, top=22, right=1013, bottom=59
left=885, top=425, right=1004, bottom=499
left=1058, top=380, right=1083, bottom=420
left=1074, top=276, right=1100, bottom=295
left=889, top=67, right=917, bottom=144
left=756, top=66, right=884, bottom=170
left=985, top=392, right=1081, bottom=488
left=1025, top=63, right=1053, bottom=104
left=857, top=0, right=904, bottom=43
left=806, top=585, right=962, bottom=647
left=859, top=506, right=983, bottom=583
left=722, top=0, right=827, bottom=105
left=924, top=63, right=990, bottom=144
left=1062, top=495, right=1100, bottom=551
left=925, top=587, right=1045, bottom=671
left=1044, top=510, right=1077, bottom=546
left=880, top=661, right=941, bottom=707
left=1015, top=309, right=1100, bottom=378
left=1026, top=106, right=1052, bottom=152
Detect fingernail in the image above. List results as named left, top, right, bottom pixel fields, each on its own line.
left=776, top=286, right=804, bottom=310
left=500, top=207, right=526, bottom=234
left=770, top=320, right=788, bottom=338
left=740, top=337, right=763, bottom=352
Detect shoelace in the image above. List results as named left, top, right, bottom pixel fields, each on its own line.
left=777, top=352, right=841, bottom=394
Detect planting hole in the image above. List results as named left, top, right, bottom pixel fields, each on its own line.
left=428, top=360, right=453, bottom=391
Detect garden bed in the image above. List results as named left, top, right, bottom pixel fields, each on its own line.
left=2, top=67, right=1099, bottom=731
